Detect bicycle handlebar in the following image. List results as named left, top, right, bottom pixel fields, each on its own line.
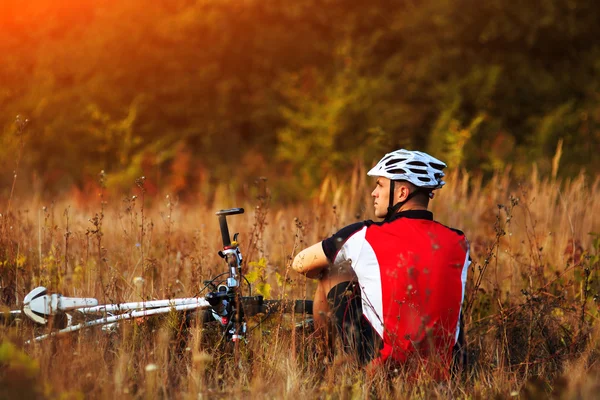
left=215, top=208, right=245, bottom=217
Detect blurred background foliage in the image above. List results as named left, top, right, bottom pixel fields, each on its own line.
left=1, top=0, right=599, bottom=201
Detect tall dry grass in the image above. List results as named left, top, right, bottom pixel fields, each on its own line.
left=1, top=165, right=600, bottom=399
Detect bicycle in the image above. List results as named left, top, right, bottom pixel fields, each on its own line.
left=1, top=208, right=313, bottom=344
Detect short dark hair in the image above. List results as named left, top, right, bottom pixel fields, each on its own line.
left=396, top=180, right=430, bottom=207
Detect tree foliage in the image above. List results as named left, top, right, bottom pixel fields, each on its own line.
left=1, top=0, right=598, bottom=199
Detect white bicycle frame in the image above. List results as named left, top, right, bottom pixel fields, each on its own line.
left=14, top=286, right=214, bottom=343
left=29, top=302, right=209, bottom=343
left=78, top=297, right=211, bottom=314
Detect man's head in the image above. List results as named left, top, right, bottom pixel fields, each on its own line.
left=371, top=177, right=430, bottom=218
left=368, top=149, right=446, bottom=220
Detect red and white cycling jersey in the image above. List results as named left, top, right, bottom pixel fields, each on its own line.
left=322, top=209, right=470, bottom=370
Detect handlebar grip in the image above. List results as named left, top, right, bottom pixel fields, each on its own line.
left=218, top=215, right=231, bottom=247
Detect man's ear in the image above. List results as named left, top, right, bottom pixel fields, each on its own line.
left=396, top=184, right=409, bottom=202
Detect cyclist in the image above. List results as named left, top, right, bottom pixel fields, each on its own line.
left=292, top=149, right=470, bottom=378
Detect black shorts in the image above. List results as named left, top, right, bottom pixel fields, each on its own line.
left=327, top=281, right=382, bottom=364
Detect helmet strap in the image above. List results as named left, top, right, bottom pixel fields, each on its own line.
left=386, top=180, right=396, bottom=218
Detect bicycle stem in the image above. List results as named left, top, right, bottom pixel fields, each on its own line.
left=221, top=246, right=242, bottom=288
left=216, top=209, right=244, bottom=289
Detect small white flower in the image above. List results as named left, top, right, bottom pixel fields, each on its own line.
left=133, top=277, right=145, bottom=285
left=145, top=363, right=158, bottom=372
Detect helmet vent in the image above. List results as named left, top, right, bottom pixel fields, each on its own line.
left=407, top=161, right=427, bottom=167
left=408, top=168, right=428, bottom=174
left=417, top=177, right=431, bottom=182
left=430, top=162, right=446, bottom=170
left=385, top=158, right=405, bottom=166
left=388, top=168, right=406, bottom=174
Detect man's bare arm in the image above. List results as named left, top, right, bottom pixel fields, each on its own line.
left=292, top=242, right=329, bottom=279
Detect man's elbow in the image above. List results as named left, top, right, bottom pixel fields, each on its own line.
left=292, top=251, right=321, bottom=277
left=291, top=253, right=307, bottom=275
left=292, top=251, right=327, bottom=279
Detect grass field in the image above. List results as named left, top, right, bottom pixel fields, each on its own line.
left=1, top=167, right=600, bottom=399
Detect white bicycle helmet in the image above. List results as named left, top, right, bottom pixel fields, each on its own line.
left=367, top=149, right=446, bottom=189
